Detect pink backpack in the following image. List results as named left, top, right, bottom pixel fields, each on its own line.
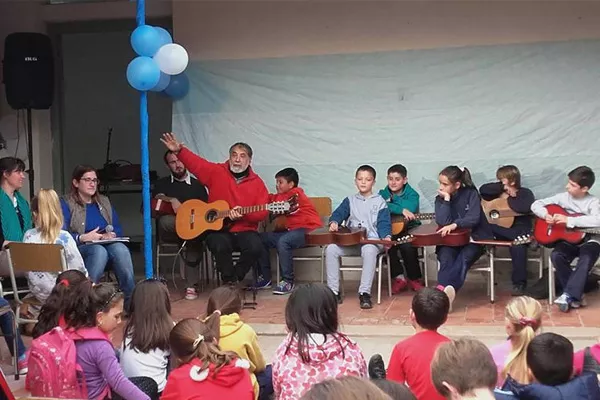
left=26, top=326, right=109, bottom=398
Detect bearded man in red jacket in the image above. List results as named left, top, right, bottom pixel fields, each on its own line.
left=161, top=132, right=269, bottom=284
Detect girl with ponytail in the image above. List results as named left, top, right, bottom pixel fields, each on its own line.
left=162, top=313, right=254, bottom=400
left=434, top=166, right=493, bottom=310
left=490, top=296, right=542, bottom=386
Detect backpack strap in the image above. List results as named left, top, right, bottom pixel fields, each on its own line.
left=583, top=346, right=600, bottom=374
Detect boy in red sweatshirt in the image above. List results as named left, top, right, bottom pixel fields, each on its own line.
left=255, top=168, right=322, bottom=294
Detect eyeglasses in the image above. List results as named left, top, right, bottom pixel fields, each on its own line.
left=80, top=178, right=99, bottom=184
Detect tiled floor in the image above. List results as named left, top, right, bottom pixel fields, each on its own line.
left=172, top=280, right=600, bottom=328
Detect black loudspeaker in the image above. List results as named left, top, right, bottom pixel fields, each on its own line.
left=2, top=32, right=54, bottom=110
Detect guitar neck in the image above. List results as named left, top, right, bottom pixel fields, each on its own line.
left=216, top=204, right=267, bottom=219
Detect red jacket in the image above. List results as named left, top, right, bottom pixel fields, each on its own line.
left=178, top=147, right=269, bottom=232
left=161, top=358, right=254, bottom=400
left=269, top=187, right=322, bottom=231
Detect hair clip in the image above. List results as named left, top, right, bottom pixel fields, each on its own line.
left=193, top=333, right=205, bottom=349
left=519, top=316, right=537, bottom=328
left=59, top=279, right=70, bottom=287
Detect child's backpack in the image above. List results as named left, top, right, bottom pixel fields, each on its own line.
left=25, top=326, right=88, bottom=398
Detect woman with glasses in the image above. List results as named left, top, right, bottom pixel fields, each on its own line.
left=60, top=165, right=135, bottom=309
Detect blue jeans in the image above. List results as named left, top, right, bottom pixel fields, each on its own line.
left=551, top=240, right=600, bottom=301
left=257, top=229, right=307, bottom=283
left=491, top=224, right=529, bottom=286
left=79, top=242, right=135, bottom=305
left=436, top=244, right=484, bottom=291
left=0, top=297, right=26, bottom=359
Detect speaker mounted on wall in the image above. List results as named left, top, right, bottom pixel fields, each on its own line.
left=2, top=32, right=54, bottom=110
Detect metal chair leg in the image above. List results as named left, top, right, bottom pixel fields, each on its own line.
left=489, top=248, right=495, bottom=304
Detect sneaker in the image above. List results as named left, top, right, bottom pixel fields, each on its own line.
left=273, top=280, right=294, bottom=295
left=511, top=283, right=526, bottom=297
left=17, top=357, right=27, bottom=375
left=184, top=287, right=198, bottom=300
left=408, top=279, right=425, bottom=292
left=368, top=354, right=386, bottom=379
left=572, top=295, right=587, bottom=309
left=251, top=277, right=272, bottom=290
left=554, top=293, right=571, bottom=313
left=443, top=285, right=456, bottom=312
left=391, top=278, right=408, bottom=294
left=359, top=292, right=373, bottom=309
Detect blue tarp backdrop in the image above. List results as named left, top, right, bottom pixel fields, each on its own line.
left=174, top=39, right=600, bottom=211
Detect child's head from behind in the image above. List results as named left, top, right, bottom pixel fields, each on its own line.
left=526, top=332, right=573, bottom=386
left=275, top=167, right=299, bottom=194
left=285, top=283, right=340, bottom=363
left=438, top=166, right=474, bottom=196
left=124, top=278, right=172, bottom=352
left=567, top=166, right=595, bottom=198
left=431, top=338, right=497, bottom=399
left=33, top=269, right=88, bottom=338
left=410, top=288, right=449, bottom=331
left=170, top=314, right=235, bottom=370
left=206, top=286, right=242, bottom=316
left=355, top=165, right=377, bottom=195
left=502, top=296, right=542, bottom=383
left=300, top=376, right=392, bottom=400
left=31, top=188, right=64, bottom=244
left=64, top=282, right=124, bottom=334
left=387, top=164, right=408, bottom=193
left=496, top=165, right=521, bottom=190
left=371, top=379, right=416, bottom=400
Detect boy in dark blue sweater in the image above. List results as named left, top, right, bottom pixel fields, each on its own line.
left=480, top=165, right=535, bottom=296
left=435, top=166, right=493, bottom=311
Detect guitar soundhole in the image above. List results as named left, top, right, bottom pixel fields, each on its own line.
left=205, top=209, right=218, bottom=223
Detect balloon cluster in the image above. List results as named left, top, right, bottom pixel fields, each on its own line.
left=126, top=25, right=190, bottom=100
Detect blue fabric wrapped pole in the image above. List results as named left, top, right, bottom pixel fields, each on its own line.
left=136, top=0, right=153, bottom=279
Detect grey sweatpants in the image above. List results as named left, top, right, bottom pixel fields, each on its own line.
left=325, top=243, right=382, bottom=295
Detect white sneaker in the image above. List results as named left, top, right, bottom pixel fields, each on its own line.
left=443, top=285, right=456, bottom=313
left=185, top=287, right=198, bottom=300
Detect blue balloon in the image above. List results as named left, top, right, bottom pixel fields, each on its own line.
left=126, top=57, right=161, bottom=91
left=164, top=73, right=189, bottom=100
left=131, top=25, right=161, bottom=57
left=151, top=72, right=171, bottom=92
left=154, top=26, right=173, bottom=47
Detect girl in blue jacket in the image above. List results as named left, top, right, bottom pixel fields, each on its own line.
left=434, top=166, right=493, bottom=311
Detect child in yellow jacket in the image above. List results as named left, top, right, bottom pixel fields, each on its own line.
left=206, top=286, right=271, bottom=400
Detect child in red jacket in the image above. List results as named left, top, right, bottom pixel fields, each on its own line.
left=161, top=313, right=254, bottom=400
left=255, top=168, right=322, bottom=295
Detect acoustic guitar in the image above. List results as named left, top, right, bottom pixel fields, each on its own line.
left=391, top=213, right=435, bottom=235
left=533, top=204, right=600, bottom=246
left=305, top=226, right=413, bottom=247
left=406, top=223, right=471, bottom=247
left=471, top=234, right=533, bottom=247
left=151, top=194, right=175, bottom=216
left=481, top=196, right=526, bottom=229
left=176, top=195, right=298, bottom=240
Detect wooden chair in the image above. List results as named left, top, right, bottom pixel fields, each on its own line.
left=4, top=243, right=67, bottom=329
left=274, top=197, right=332, bottom=284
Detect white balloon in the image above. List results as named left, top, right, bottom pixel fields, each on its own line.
left=154, top=43, right=189, bottom=75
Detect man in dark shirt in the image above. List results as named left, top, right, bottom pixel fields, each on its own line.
left=153, top=150, right=208, bottom=300
left=480, top=165, right=535, bottom=296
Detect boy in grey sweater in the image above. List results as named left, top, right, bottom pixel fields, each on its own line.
left=531, top=166, right=600, bottom=312
left=326, top=165, right=392, bottom=309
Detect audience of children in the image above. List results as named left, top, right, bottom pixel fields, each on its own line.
left=495, top=333, right=600, bottom=399
left=206, top=286, right=271, bottom=399
left=161, top=315, right=254, bottom=400
left=431, top=338, right=498, bottom=400
left=22, top=189, right=87, bottom=322
left=386, top=287, right=451, bottom=400
left=272, top=283, right=367, bottom=399
left=120, top=278, right=173, bottom=394
left=489, top=296, right=542, bottom=387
